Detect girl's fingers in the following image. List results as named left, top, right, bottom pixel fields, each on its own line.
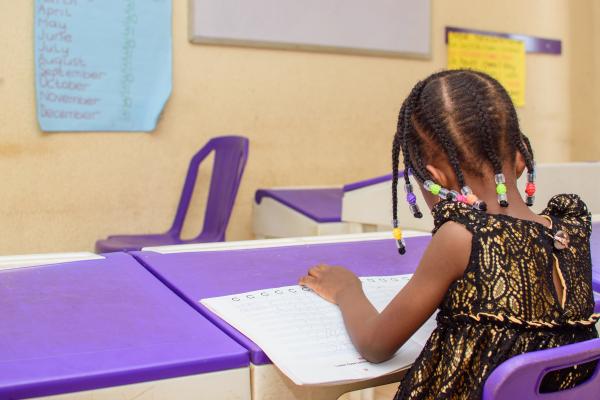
left=308, top=264, right=328, bottom=277
left=299, top=275, right=317, bottom=288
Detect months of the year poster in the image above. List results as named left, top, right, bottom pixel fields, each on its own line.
left=35, top=0, right=172, bottom=132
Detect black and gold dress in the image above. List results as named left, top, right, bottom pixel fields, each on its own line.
left=395, top=194, right=599, bottom=400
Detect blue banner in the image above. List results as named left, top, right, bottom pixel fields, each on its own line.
left=35, top=0, right=172, bottom=132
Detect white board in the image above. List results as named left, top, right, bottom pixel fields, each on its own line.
left=189, top=0, right=431, bottom=57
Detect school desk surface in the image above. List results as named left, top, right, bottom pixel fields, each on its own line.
left=342, top=173, right=393, bottom=193
left=255, top=188, right=344, bottom=223
left=134, top=235, right=430, bottom=365
left=0, top=252, right=249, bottom=399
left=252, top=187, right=363, bottom=239
left=252, top=174, right=420, bottom=240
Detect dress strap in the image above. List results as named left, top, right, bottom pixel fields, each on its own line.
left=432, top=200, right=485, bottom=235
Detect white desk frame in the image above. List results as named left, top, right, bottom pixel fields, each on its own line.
left=34, top=368, right=250, bottom=400
left=0, top=252, right=103, bottom=271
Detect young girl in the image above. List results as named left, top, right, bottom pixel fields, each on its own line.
left=299, top=69, right=599, bottom=399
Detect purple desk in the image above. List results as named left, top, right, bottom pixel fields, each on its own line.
left=343, top=173, right=392, bottom=193
left=136, top=225, right=600, bottom=362
left=0, top=253, right=249, bottom=399
left=255, top=188, right=343, bottom=223
left=253, top=188, right=356, bottom=239
left=136, top=231, right=599, bottom=399
left=134, top=236, right=429, bottom=365
left=135, top=236, right=430, bottom=400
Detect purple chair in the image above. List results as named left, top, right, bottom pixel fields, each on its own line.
left=483, top=338, right=600, bottom=399
left=95, top=136, right=249, bottom=253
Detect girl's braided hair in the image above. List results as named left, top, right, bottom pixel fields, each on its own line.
left=392, top=69, right=535, bottom=226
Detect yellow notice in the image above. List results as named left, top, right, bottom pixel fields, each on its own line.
left=448, top=32, right=526, bottom=107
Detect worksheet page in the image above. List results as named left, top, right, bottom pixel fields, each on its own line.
left=201, top=274, right=437, bottom=385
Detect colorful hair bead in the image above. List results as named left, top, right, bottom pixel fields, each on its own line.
left=438, top=187, right=450, bottom=200
left=525, top=168, right=536, bottom=207
left=404, top=183, right=423, bottom=218
left=494, top=173, right=509, bottom=207
left=461, top=186, right=487, bottom=211
left=448, top=190, right=460, bottom=202
left=424, top=180, right=442, bottom=197
left=407, top=192, right=417, bottom=204
left=525, top=182, right=536, bottom=196
left=460, top=186, right=473, bottom=196
left=465, top=194, right=478, bottom=205
left=423, top=181, right=488, bottom=211
left=392, top=220, right=406, bottom=255
left=456, top=193, right=468, bottom=203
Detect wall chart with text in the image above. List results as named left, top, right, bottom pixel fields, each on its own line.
left=35, top=0, right=172, bottom=132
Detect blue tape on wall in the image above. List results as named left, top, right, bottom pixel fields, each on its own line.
left=35, top=0, right=172, bottom=132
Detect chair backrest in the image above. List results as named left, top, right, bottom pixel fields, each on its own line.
left=483, top=338, right=600, bottom=400
left=169, top=135, right=249, bottom=241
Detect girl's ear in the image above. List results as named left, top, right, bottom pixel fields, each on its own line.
left=515, top=151, right=526, bottom=178
left=425, top=164, right=450, bottom=188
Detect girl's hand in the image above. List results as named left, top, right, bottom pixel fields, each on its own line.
left=299, top=264, right=362, bottom=304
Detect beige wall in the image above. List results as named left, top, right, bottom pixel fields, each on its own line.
left=0, top=0, right=597, bottom=254
left=596, top=2, right=600, bottom=159
left=570, top=0, right=600, bottom=161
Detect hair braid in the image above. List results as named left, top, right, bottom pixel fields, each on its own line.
left=474, top=71, right=535, bottom=173
left=392, top=103, right=408, bottom=224
left=522, top=133, right=535, bottom=167
left=418, top=79, right=466, bottom=191
left=392, top=69, right=538, bottom=253
left=470, top=79, right=510, bottom=206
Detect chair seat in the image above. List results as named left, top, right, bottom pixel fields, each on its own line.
left=96, top=232, right=224, bottom=253
left=94, top=136, right=249, bottom=254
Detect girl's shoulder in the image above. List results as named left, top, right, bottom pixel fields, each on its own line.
left=541, top=193, right=592, bottom=238
left=431, top=193, right=591, bottom=237
left=431, top=200, right=483, bottom=234
left=541, top=193, right=590, bottom=219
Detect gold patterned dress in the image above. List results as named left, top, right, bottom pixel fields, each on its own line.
left=394, top=194, right=599, bottom=400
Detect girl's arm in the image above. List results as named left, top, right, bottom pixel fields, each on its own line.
left=299, top=221, right=471, bottom=363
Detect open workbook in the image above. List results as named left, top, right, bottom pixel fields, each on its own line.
left=201, top=274, right=437, bottom=386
